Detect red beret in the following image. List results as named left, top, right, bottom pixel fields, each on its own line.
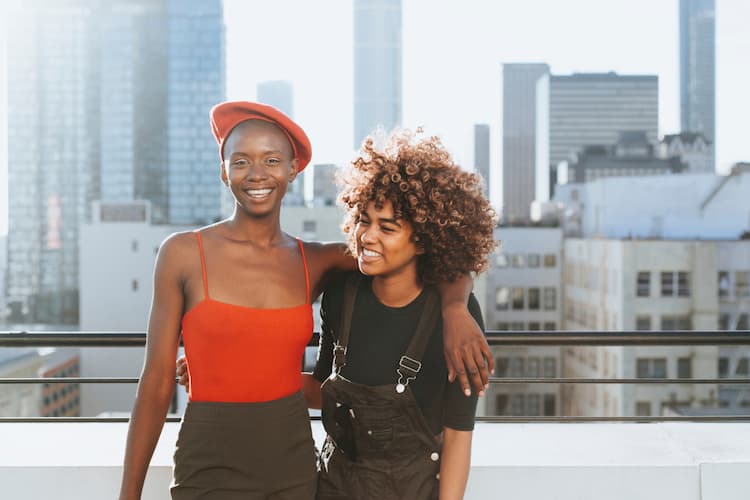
left=210, top=101, right=312, bottom=172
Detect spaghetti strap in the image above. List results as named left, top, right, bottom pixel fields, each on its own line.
left=296, top=239, right=311, bottom=304
left=194, top=231, right=209, bottom=299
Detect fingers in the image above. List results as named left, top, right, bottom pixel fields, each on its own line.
left=444, top=352, right=457, bottom=383
left=453, top=344, right=489, bottom=397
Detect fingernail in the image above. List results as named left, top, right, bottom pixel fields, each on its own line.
left=479, top=391, right=485, bottom=398
left=485, top=383, right=490, bottom=390
left=464, top=389, right=471, bottom=396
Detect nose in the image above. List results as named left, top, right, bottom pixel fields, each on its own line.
left=246, top=160, right=268, bottom=180
left=360, top=225, right=376, bottom=245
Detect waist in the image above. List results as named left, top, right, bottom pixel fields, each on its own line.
left=183, top=391, right=308, bottom=423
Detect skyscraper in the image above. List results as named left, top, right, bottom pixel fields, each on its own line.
left=353, top=0, right=402, bottom=149
left=501, top=63, right=550, bottom=222
left=257, top=80, right=294, bottom=118
left=537, top=72, right=658, bottom=200
left=680, top=0, right=715, bottom=168
left=474, top=124, right=490, bottom=197
left=6, top=0, right=225, bottom=323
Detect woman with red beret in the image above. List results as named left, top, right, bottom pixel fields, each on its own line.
left=118, top=102, right=492, bottom=500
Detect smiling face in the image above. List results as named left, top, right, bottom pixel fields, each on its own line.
left=355, top=200, right=424, bottom=281
left=220, top=120, right=298, bottom=218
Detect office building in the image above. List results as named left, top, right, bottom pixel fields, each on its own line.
left=474, top=124, right=490, bottom=196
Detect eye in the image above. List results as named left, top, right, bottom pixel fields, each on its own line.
left=381, top=225, right=395, bottom=233
left=231, top=158, right=249, bottom=167
left=266, top=157, right=281, bottom=165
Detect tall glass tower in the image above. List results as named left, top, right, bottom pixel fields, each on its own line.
left=679, top=0, right=715, bottom=168
left=6, top=0, right=225, bottom=323
left=353, top=0, right=402, bottom=149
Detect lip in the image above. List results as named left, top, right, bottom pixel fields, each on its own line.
left=358, top=247, right=382, bottom=262
left=243, top=187, right=274, bottom=200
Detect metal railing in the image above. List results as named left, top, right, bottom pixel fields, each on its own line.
left=1, top=330, right=749, bottom=423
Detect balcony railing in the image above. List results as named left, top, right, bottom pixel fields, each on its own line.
left=1, top=330, right=749, bottom=423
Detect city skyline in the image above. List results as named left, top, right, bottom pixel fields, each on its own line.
left=2, top=0, right=750, bottom=235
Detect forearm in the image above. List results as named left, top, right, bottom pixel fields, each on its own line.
left=436, top=274, right=473, bottom=311
left=301, top=372, right=322, bottom=409
left=119, top=372, right=175, bottom=500
left=438, top=428, right=473, bottom=500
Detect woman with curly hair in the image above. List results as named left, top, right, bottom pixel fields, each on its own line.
left=306, top=129, right=497, bottom=500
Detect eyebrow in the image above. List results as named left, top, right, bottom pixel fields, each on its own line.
left=360, top=210, right=402, bottom=227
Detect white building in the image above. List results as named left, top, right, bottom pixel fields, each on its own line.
left=0, top=234, right=7, bottom=322
left=485, top=227, right=563, bottom=417
left=660, top=132, right=714, bottom=174
left=554, top=165, right=750, bottom=240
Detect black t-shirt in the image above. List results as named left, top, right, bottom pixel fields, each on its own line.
left=313, top=272, right=483, bottom=433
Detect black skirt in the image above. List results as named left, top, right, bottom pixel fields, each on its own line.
left=171, top=391, right=317, bottom=500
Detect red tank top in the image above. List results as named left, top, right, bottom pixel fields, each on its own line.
left=181, top=231, right=313, bottom=402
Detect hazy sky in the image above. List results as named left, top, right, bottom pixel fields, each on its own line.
left=1, top=0, right=749, bottom=235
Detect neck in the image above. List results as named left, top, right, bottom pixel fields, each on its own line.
left=225, top=206, right=285, bottom=246
left=371, top=268, right=423, bottom=307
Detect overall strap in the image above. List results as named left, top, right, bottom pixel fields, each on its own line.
left=296, top=238, right=311, bottom=303
left=194, top=230, right=209, bottom=300
left=396, top=287, right=440, bottom=390
left=333, top=273, right=362, bottom=372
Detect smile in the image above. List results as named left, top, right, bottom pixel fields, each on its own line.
left=361, top=248, right=382, bottom=258
left=244, top=188, right=273, bottom=199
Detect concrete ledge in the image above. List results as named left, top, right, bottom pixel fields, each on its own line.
left=1, top=422, right=749, bottom=499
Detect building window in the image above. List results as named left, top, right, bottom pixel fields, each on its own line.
left=526, top=394, right=541, bottom=416
left=736, top=272, right=750, bottom=297
left=636, top=401, right=652, bottom=416
left=528, top=254, right=540, bottom=268
left=543, top=254, right=557, bottom=267
left=528, top=321, right=540, bottom=331
left=495, top=395, right=509, bottom=415
left=509, top=358, right=524, bottom=377
left=510, top=394, right=524, bottom=416
left=637, top=271, right=650, bottom=297
left=510, top=321, right=524, bottom=331
left=528, top=288, right=540, bottom=310
left=719, top=314, right=731, bottom=330
left=131, top=280, right=139, bottom=292
left=718, top=271, right=730, bottom=298
left=527, top=358, right=540, bottom=377
left=718, top=357, right=729, bottom=378
left=496, top=357, right=509, bottom=377
left=636, top=358, right=667, bottom=378
left=131, top=240, right=138, bottom=252
left=660, top=316, right=692, bottom=331
left=543, top=357, right=556, bottom=378
left=496, top=254, right=509, bottom=268
left=302, top=220, right=317, bottom=233
left=660, top=271, right=690, bottom=297
left=511, top=288, right=525, bottom=310
left=495, top=287, right=510, bottom=310
left=543, top=322, right=556, bottom=331
left=738, top=314, right=749, bottom=330
left=635, top=315, right=651, bottom=331
left=677, top=272, right=690, bottom=296
left=660, top=272, right=673, bottom=296
left=543, top=287, right=556, bottom=310
left=737, top=358, right=749, bottom=376
left=511, top=254, right=526, bottom=268
left=677, top=357, right=692, bottom=379
left=496, top=322, right=509, bottom=331
left=543, top=394, right=556, bottom=416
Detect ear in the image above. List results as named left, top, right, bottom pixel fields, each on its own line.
left=288, top=158, right=300, bottom=183
left=220, top=162, right=229, bottom=186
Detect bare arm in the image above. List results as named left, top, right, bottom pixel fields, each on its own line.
left=438, top=428, right=473, bottom=500
left=119, top=235, right=186, bottom=500
left=301, top=373, right=322, bottom=409
left=437, top=275, right=493, bottom=396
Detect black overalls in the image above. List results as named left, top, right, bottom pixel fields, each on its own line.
left=316, top=275, right=443, bottom=500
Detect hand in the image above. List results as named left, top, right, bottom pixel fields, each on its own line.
left=176, top=356, right=190, bottom=392
left=442, top=305, right=493, bottom=397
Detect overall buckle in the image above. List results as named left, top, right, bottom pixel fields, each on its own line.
left=396, top=356, right=422, bottom=393
left=333, top=342, right=348, bottom=370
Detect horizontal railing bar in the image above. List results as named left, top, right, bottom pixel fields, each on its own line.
left=2, top=415, right=748, bottom=423
left=2, top=376, right=749, bottom=385
left=490, top=377, right=750, bottom=384
left=2, top=330, right=750, bottom=347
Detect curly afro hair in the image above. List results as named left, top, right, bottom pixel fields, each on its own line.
left=338, top=129, right=497, bottom=284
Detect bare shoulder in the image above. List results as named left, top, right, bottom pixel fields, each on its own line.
left=301, top=241, right=355, bottom=272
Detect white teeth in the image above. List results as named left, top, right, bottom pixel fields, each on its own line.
left=362, top=248, right=381, bottom=257
left=245, top=188, right=272, bottom=198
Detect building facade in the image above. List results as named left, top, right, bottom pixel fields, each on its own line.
left=536, top=72, right=658, bottom=201
left=501, top=63, right=550, bottom=222
left=485, top=227, right=563, bottom=417
left=660, top=132, right=714, bottom=174
left=353, top=0, right=402, bottom=148
left=474, top=124, right=490, bottom=197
